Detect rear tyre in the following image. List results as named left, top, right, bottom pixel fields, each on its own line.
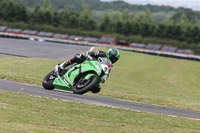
left=73, top=76, right=98, bottom=95
left=42, top=70, right=55, bottom=90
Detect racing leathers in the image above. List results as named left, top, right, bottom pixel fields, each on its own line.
left=57, top=51, right=112, bottom=93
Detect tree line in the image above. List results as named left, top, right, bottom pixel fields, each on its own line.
left=1, top=0, right=200, bottom=53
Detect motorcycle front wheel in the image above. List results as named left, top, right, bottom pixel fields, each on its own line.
left=42, top=70, right=55, bottom=90
left=73, top=76, right=98, bottom=94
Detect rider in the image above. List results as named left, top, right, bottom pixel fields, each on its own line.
left=56, top=48, right=120, bottom=93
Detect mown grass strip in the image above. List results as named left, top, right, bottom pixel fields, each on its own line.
left=0, top=91, right=200, bottom=133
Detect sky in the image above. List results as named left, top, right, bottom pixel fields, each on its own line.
left=101, top=0, right=200, bottom=11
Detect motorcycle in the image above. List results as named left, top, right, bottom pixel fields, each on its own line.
left=42, top=57, right=112, bottom=94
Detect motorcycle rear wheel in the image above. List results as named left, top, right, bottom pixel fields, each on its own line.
left=73, top=76, right=98, bottom=94
left=42, top=70, right=55, bottom=90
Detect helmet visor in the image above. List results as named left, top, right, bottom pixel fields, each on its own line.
left=110, top=56, right=118, bottom=63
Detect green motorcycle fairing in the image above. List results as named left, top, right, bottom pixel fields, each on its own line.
left=53, top=60, right=103, bottom=91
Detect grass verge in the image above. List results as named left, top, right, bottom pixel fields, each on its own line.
left=0, top=48, right=200, bottom=110
left=0, top=91, right=200, bottom=133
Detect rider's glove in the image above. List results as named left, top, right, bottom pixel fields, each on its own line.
left=86, top=55, right=93, bottom=60
left=85, top=51, right=94, bottom=61
left=54, top=64, right=64, bottom=74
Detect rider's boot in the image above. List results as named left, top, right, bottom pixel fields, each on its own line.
left=55, top=59, right=72, bottom=75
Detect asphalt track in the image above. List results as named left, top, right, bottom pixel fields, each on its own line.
left=0, top=37, right=90, bottom=60
left=0, top=37, right=200, bottom=120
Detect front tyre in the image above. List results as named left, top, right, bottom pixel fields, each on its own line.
left=42, top=70, right=55, bottom=90
left=73, top=76, right=98, bottom=95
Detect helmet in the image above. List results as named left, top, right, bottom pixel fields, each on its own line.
left=106, top=48, right=120, bottom=64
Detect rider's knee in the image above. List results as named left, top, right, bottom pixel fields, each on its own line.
left=91, top=85, right=101, bottom=93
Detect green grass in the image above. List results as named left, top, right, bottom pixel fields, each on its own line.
left=0, top=91, right=200, bottom=133
left=0, top=48, right=200, bottom=110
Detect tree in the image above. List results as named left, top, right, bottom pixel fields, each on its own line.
left=191, top=26, right=200, bottom=43
left=172, top=24, right=183, bottom=40
left=59, top=6, right=70, bottom=27
left=0, top=0, right=28, bottom=22
left=136, top=10, right=154, bottom=24
left=115, top=20, right=123, bottom=34
left=29, top=0, right=53, bottom=24
left=42, top=0, right=52, bottom=11
left=131, top=21, right=140, bottom=35
left=134, top=10, right=154, bottom=36
left=99, top=14, right=112, bottom=32
left=121, top=8, right=134, bottom=22
left=122, top=21, right=132, bottom=35
left=41, top=0, right=53, bottom=24
left=79, top=4, right=96, bottom=30
left=111, top=12, right=120, bottom=22
left=155, top=23, right=165, bottom=38
left=30, top=5, right=44, bottom=24
left=178, top=13, right=191, bottom=28
left=52, top=11, right=60, bottom=27
left=184, top=26, right=193, bottom=43
left=69, top=14, right=79, bottom=28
